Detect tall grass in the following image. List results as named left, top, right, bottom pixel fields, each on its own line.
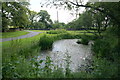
left=47, top=29, right=67, bottom=34
left=2, top=29, right=119, bottom=78
left=39, top=34, right=57, bottom=50
left=2, top=39, right=41, bottom=78
left=39, top=33, right=83, bottom=50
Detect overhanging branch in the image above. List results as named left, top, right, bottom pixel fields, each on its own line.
left=68, top=1, right=120, bottom=25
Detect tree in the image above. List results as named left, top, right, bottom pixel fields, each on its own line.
left=80, top=11, right=92, bottom=29
left=41, top=0, right=120, bottom=27
left=28, top=10, right=38, bottom=29
left=27, top=10, right=53, bottom=29
left=37, top=10, right=53, bottom=29
left=33, top=22, right=46, bottom=29
left=2, top=1, right=30, bottom=32
left=52, top=21, right=66, bottom=29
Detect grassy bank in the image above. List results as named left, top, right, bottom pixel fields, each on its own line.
left=2, top=30, right=93, bottom=78
left=2, top=32, right=44, bottom=78
left=2, top=30, right=119, bottom=78
left=1, top=31, right=29, bottom=38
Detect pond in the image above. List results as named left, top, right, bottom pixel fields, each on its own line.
left=37, top=39, right=93, bottom=72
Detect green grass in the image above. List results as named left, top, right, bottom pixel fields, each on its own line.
left=2, top=30, right=119, bottom=78
left=47, top=29, right=67, bottom=34
left=1, top=31, right=29, bottom=38
left=29, top=30, right=95, bottom=35
left=2, top=32, right=45, bottom=78
left=28, top=30, right=48, bottom=32
left=39, top=32, right=95, bottom=50
left=2, top=32, right=45, bottom=48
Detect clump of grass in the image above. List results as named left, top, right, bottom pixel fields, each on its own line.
left=58, top=33, right=74, bottom=39
left=47, top=29, right=67, bottom=34
left=76, top=35, right=91, bottom=45
left=39, top=35, right=58, bottom=50
left=39, top=33, right=82, bottom=50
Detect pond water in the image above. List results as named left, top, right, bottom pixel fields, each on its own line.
left=37, top=39, right=93, bottom=72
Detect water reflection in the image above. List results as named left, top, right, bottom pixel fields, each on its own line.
left=37, top=39, right=93, bottom=72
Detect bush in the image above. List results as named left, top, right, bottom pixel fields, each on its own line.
left=47, top=29, right=67, bottom=34
left=58, top=33, right=74, bottom=39
left=81, top=38, right=89, bottom=45
left=92, top=39, right=110, bottom=58
left=91, top=57, right=119, bottom=78
left=92, top=27, right=120, bottom=61
left=39, top=35, right=56, bottom=50
left=77, top=35, right=91, bottom=45
left=39, top=33, right=83, bottom=50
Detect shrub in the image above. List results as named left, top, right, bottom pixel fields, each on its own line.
left=58, top=33, right=74, bottom=39
left=92, top=27, right=119, bottom=61
left=81, top=38, right=89, bottom=45
left=39, top=35, right=55, bottom=50
left=39, top=33, right=83, bottom=50
left=91, top=57, right=119, bottom=78
left=47, top=29, right=67, bottom=34
left=77, top=35, right=91, bottom=45
left=92, top=39, right=109, bottom=55
left=76, top=39, right=81, bottom=44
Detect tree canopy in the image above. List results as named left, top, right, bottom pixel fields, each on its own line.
left=28, top=10, right=53, bottom=29
left=2, top=1, right=30, bottom=32
left=37, top=10, right=53, bottom=29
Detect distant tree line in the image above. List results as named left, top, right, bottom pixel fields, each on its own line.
left=2, top=0, right=120, bottom=36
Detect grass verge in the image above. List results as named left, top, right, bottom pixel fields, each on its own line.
left=1, top=31, right=29, bottom=38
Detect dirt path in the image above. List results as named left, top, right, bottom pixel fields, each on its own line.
left=0, top=31, right=43, bottom=42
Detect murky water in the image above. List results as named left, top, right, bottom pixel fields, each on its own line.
left=37, top=39, right=93, bottom=72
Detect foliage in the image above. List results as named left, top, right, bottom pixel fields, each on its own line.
left=58, top=33, right=74, bottom=39
left=2, top=1, right=120, bottom=78
left=91, top=57, right=119, bottom=78
left=2, top=39, right=40, bottom=78
left=66, top=9, right=107, bottom=37
left=28, top=11, right=38, bottom=29
left=29, top=11, right=38, bottom=23
left=28, top=10, right=53, bottom=29
left=2, top=1, right=30, bottom=32
left=92, top=39, right=110, bottom=58
left=52, top=21, right=66, bottom=29
left=33, top=22, right=46, bottom=29
left=77, top=37, right=89, bottom=45
left=2, top=30, right=119, bottom=78
left=37, top=10, right=53, bottom=29
left=39, top=30, right=95, bottom=50
left=39, top=32, right=90, bottom=50
left=39, top=34, right=57, bottom=50
left=76, top=35, right=97, bottom=45
left=92, top=27, right=119, bottom=61
left=47, top=29, right=67, bottom=34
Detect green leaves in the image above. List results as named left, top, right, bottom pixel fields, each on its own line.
left=2, top=2, right=30, bottom=31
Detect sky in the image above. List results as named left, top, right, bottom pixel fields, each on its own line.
left=29, top=0, right=88, bottom=24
